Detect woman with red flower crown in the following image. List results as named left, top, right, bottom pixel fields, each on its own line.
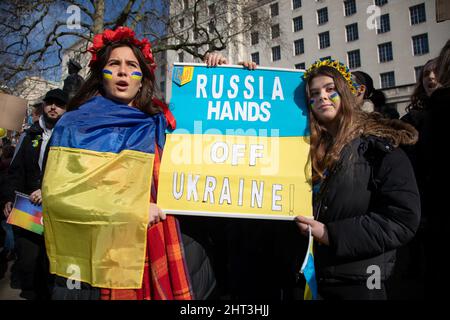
left=41, top=26, right=229, bottom=300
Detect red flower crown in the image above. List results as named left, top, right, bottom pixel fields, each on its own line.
left=88, top=26, right=156, bottom=73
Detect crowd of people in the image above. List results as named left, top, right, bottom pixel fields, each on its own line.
left=0, top=26, right=448, bottom=300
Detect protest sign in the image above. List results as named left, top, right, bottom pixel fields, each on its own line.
left=0, top=93, right=27, bottom=131
left=158, top=63, right=312, bottom=220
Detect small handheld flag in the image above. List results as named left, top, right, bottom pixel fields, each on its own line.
left=300, top=225, right=318, bottom=300
left=7, top=192, right=43, bottom=235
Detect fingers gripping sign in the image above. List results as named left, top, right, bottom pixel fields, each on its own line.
left=203, top=52, right=229, bottom=66
left=148, top=203, right=166, bottom=227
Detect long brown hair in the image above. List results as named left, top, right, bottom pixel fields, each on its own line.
left=406, top=59, right=436, bottom=112
left=306, top=66, right=418, bottom=183
left=66, top=41, right=161, bottom=115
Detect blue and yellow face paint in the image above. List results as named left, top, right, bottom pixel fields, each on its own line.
left=102, top=69, right=113, bottom=79
left=309, top=98, right=315, bottom=109
left=329, top=92, right=340, bottom=104
left=131, top=71, right=142, bottom=80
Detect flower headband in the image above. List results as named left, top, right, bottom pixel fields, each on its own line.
left=88, top=26, right=156, bottom=73
left=303, top=58, right=358, bottom=95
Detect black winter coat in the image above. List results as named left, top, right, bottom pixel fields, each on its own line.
left=5, top=122, right=45, bottom=202
left=314, top=135, right=421, bottom=283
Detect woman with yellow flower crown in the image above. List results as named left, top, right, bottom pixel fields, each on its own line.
left=41, top=26, right=227, bottom=300
left=295, top=58, right=421, bottom=300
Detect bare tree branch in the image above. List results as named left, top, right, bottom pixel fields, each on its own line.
left=0, top=0, right=271, bottom=88
left=113, top=0, right=137, bottom=29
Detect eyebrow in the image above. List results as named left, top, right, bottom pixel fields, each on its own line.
left=107, top=58, right=139, bottom=64
left=310, top=82, right=335, bottom=91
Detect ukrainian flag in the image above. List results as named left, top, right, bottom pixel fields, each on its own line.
left=42, top=96, right=166, bottom=289
left=301, top=226, right=318, bottom=300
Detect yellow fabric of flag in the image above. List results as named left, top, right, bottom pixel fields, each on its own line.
left=43, top=147, right=154, bottom=289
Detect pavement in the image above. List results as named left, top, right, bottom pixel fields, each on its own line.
left=0, top=260, right=25, bottom=300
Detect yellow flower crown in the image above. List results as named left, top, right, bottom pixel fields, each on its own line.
left=303, top=58, right=358, bottom=95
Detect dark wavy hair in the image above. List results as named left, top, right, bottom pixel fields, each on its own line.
left=66, top=40, right=161, bottom=115
left=352, top=71, right=387, bottom=111
left=406, top=59, right=436, bottom=112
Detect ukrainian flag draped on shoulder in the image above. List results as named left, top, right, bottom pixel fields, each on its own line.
left=42, top=96, right=166, bottom=289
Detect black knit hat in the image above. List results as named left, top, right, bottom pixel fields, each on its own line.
left=43, top=89, right=68, bottom=105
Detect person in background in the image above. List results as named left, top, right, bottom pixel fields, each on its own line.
left=424, top=39, right=450, bottom=299
left=3, top=88, right=68, bottom=300
left=393, top=58, right=439, bottom=299
left=11, top=102, right=44, bottom=163
left=295, top=59, right=421, bottom=300
left=0, top=142, right=15, bottom=280
left=352, top=71, right=399, bottom=119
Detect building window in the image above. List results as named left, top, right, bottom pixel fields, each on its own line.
left=179, top=18, right=184, bottom=29
left=271, top=3, right=279, bottom=17
left=375, top=0, right=387, bottom=6
left=380, top=71, right=395, bottom=88
left=347, top=49, right=361, bottom=69
left=346, top=23, right=359, bottom=42
left=293, top=16, right=303, bottom=32
left=251, top=32, right=259, bottom=45
left=295, top=62, right=306, bottom=70
left=272, top=46, right=281, bottom=61
left=377, top=14, right=390, bottom=34
left=344, top=0, right=357, bottom=16
left=319, top=31, right=330, bottom=49
left=160, top=66, right=165, bottom=77
left=414, top=66, right=423, bottom=82
left=410, top=3, right=426, bottom=25
left=271, top=24, right=280, bottom=39
left=251, top=52, right=260, bottom=65
left=208, top=4, right=215, bottom=16
left=412, top=33, right=429, bottom=56
left=293, top=0, right=302, bottom=9
left=378, top=42, right=393, bottom=62
left=317, top=7, right=328, bottom=25
left=294, top=39, right=304, bottom=56
left=178, top=52, right=184, bottom=62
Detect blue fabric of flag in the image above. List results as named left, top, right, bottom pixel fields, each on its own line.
left=50, top=96, right=166, bottom=153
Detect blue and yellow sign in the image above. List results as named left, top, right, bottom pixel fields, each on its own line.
left=158, top=63, right=312, bottom=220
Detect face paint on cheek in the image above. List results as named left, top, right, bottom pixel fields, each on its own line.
left=130, top=71, right=142, bottom=80
left=329, top=92, right=340, bottom=104
left=309, top=98, right=315, bottom=108
left=102, top=69, right=113, bottom=79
